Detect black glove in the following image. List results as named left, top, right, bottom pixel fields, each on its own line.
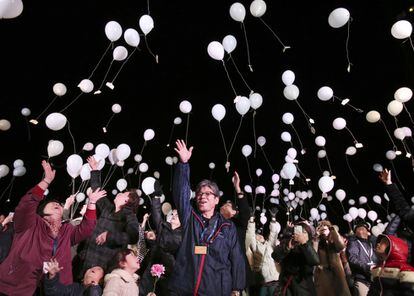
left=151, top=180, right=163, bottom=198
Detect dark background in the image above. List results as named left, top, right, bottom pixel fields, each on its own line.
left=1, top=0, right=414, bottom=231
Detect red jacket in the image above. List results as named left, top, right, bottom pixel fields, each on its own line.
left=0, top=186, right=97, bottom=296
left=381, top=234, right=414, bottom=272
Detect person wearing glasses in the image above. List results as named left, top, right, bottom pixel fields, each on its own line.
left=168, top=139, right=246, bottom=296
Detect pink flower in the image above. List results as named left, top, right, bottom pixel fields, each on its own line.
left=150, top=264, right=165, bottom=278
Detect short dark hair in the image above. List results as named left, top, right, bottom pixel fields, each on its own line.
left=124, top=189, right=139, bottom=213
left=107, top=249, right=134, bottom=273
left=196, top=180, right=220, bottom=197
left=36, top=199, right=61, bottom=217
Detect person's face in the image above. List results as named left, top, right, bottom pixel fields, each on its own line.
left=145, top=230, right=156, bottom=241
left=114, top=192, right=130, bottom=208
left=256, top=233, right=265, bottom=243
left=43, top=202, right=63, bottom=219
left=83, top=266, right=104, bottom=286
left=121, top=253, right=140, bottom=272
left=318, top=226, right=330, bottom=239
left=196, top=186, right=219, bottom=214
left=220, top=203, right=236, bottom=219
left=0, top=215, right=5, bottom=224
left=170, top=210, right=181, bottom=228
left=375, top=237, right=390, bottom=260
left=355, top=226, right=369, bottom=239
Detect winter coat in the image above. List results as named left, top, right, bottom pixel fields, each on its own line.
left=168, top=162, right=246, bottom=295
left=103, top=268, right=139, bottom=296
left=44, top=273, right=102, bottom=296
left=272, top=236, right=320, bottom=296
left=78, top=171, right=139, bottom=274
left=384, top=214, right=414, bottom=265
left=245, top=219, right=280, bottom=283
left=139, top=196, right=182, bottom=295
left=385, top=183, right=414, bottom=232
left=0, top=222, right=14, bottom=263
left=313, top=228, right=351, bottom=296
left=368, top=235, right=414, bottom=296
left=346, top=235, right=378, bottom=284
left=0, top=185, right=97, bottom=296
left=232, top=195, right=251, bottom=253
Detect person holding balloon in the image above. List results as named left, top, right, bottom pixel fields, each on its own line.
left=0, top=160, right=104, bottom=295
left=168, top=139, right=246, bottom=296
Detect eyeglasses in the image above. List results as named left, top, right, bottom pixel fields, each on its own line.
left=197, top=191, right=216, bottom=198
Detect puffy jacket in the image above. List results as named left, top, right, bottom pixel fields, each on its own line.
left=103, top=269, right=139, bottom=296
left=346, top=235, right=378, bottom=284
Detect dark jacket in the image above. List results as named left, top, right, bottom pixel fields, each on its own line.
left=0, top=222, right=14, bottom=263
left=139, top=197, right=183, bottom=295
left=232, top=195, right=250, bottom=252
left=272, top=235, right=320, bottom=296
left=385, top=183, right=414, bottom=231
left=168, top=162, right=246, bottom=295
left=0, top=186, right=97, bottom=296
left=346, top=235, right=378, bottom=284
left=44, top=273, right=102, bottom=296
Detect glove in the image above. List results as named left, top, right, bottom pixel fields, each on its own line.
left=150, top=180, right=163, bottom=198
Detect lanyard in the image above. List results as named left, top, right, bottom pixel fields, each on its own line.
left=200, top=219, right=218, bottom=244
left=357, top=239, right=373, bottom=262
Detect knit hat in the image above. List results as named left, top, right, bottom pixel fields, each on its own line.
left=353, top=219, right=371, bottom=232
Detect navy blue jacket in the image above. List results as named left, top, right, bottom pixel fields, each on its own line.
left=346, top=235, right=378, bottom=284
left=168, top=162, right=246, bottom=295
left=44, top=273, right=102, bottom=296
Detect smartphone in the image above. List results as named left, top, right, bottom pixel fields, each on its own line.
left=8, top=212, right=14, bottom=217
left=294, top=225, right=303, bottom=234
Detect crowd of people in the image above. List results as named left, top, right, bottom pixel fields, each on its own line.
left=0, top=139, right=414, bottom=296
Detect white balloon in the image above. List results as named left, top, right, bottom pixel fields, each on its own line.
left=244, top=185, right=252, bottom=193
left=283, top=85, right=300, bottom=100
left=13, top=159, right=23, bottom=168
left=281, top=131, right=291, bottom=142
left=257, top=136, right=266, bottom=147
left=343, top=214, right=353, bottom=223
left=391, top=20, right=412, bottom=39
left=144, top=129, right=155, bottom=141
left=66, top=154, right=83, bottom=179
left=250, top=0, right=267, bottom=17
left=209, top=162, right=215, bottom=169
left=348, top=207, right=358, bottom=219
left=0, top=164, right=9, bottom=178
left=235, top=96, right=250, bottom=115
left=282, top=112, right=294, bottom=124
left=335, top=189, right=346, bottom=202
left=139, top=15, right=154, bottom=35
left=333, top=117, right=347, bottom=130
left=371, top=225, right=382, bottom=237
left=95, top=144, right=110, bottom=159
left=2, top=0, right=23, bottom=19
left=21, top=108, right=31, bottom=117
left=112, top=104, right=122, bottom=114
left=282, top=70, right=295, bottom=86
left=386, top=150, right=396, bottom=160
left=116, top=144, right=131, bottom=161
left=394, top=87, right=413, bottom=103
left=13, top=166, right=26, bottom=177
left=242, top=145, right=252, bottom=157
left=45, top=113, right=67, bottom=131
left=387, top=100, right=403, bottom=116
left=318, top=176, right=334, bottom=193
left=345, top=146, right=357, bottom=156
left=124, top=28, right=140, bottom=47
left=367, top=210, right=378, bottom=222
left=78, top=79, right=94, bottom=93
left=165, top=157, right=173, bottom=166
left=174, top=117, right=182, bottom=125
left=319, top=204, right=327, bottom=212
left=76, top=192, right=86, bottom=203
left=80, top=164, right=91, bottom=181
left=179, top=100, right=192, bottom=114
left=113, top=46, right=128, bottom=61
left=105, top=21, right=122, bottom=42
left=222, top=35, right=237, bottom=54
left=328, top=8, right=350, bottom=28
left=256, top=168, right=263, bottom=177
left=211, top=104, right=226, bottom=121
left=256, top=185, right=266, bottom=194
left=315, top=136, right=326, bottom=147
left=53, top=83, right=67, bottom=96
left=249, top=93, right=263, bottom=110
left=287, top=148, right=297, bottom=159
left=172, top=156, right=178, bottom=164
left=317, top=86, right=334, bottom=101
left=260, top=215, right=267, bottom=225
left=0, top=119, right=10, bottom=131
left=139, top=163, right=149, bottom=173
left=153, top=171, right=160, bottom=179
left=47, top=140, right=64, bottom=158
left=116, top=178, right=127, bottom=191
left=282, top=163, right=297, bottom=180
left=310, top=208, right=319, bottom=219
left=229, top=2, right=246, bottom=22
left=271, top=174, right=280, bottom=183
left=207, top=41, right=224, bottom=61
left=321, top=213, right=327, bottom=220
left=83, top=142, right=94, bottom=151
left=358, top=208, right=367, bottom=219
left=373, top=163, right=383, bottom=172
left=317, top=150, right=327, bottom=158
left=373, top=195, right=382, bottom=205
left=394, top=128, right=406, bottom=140
left=403, top=127, right=412, bottom=138
left=359, top=196, right=367, bottom=205
left=366, top=110, right=381, bottom=123
left=142, top=177, right=156, bottom=195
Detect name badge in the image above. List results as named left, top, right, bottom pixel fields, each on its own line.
left=194, top=245, right=208, bottom=255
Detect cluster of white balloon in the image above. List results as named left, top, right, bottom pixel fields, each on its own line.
left=0, top=159, right=26, bottom=203
left=0, top=0, right=23, bottom=19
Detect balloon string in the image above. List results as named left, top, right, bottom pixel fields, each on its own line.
left=66, top=120, right=76, bottom=154
left=110, top=47, right=138, bottom=84
left=324, top=147, right=334, bottom=175
left=59, top=92, right=83, bottom=113
left=6, top=178, right=15, bottom=202
left=103, top=166, right=117, bottom=189
left=294, top=100, right=315, bottom=134
left=169, top=166, right=173, bottom=191
left=380, top=119, right=398, bottom=150
left=245, top=157, right=253, bottom=186
left=253, top=111, right=258, bottom=158
left=316, top=157, right=324, bottom=173
left=296, top=165, right=309, bottom=184
left=88, top=42, right=112, bottom=79
left=144, top=36, right=158, bottom=63
left=71, top=178, right=76, bottom=195
left=227, top=116, right=244, bottom=157
left=241, top=22, right=253, bottom=72
left=230, top=55, right=252, bottom=93
left=409, top=37, right=414, bottom=53
left=403, top=104, right=414, bottom=125
left=345, top=18, right=352, bottom=72
left=394, top=116, right=400, bottom=128
left=34, top=95, right=59, bottom=121
left=140, top=141, right=148, bottom=158
left=339, top=201, right=346, bottom=215
left=96, top=60, right=114, bottom=91
left=221, top=60, right=237, bottom=97
left=24, top=118, right=31, bottom=142
left=345, top=126, right=359, bottom=144
left=217, top=122, right=229, bottom=158
left=332, top=95, right=363, bottom=113
left=185, top=114, right=190, bottom=144
left=103, top=165, right=115, bottom=187
left=166, top=124, right=175, bottom=147
left=345, top=155, right=359, bottom=184
left=390, top=160, right=405, bottom=191
left=260, top=146, right=274, bottom=172
left=147, top=0, right=150, bottom=15
left=0, top=179, right=14, bottom=202
left=137, top=172, right=143, bottom=189
left=290, top=123, right=305, bottom=152
left=258, top=17, right=290, bottom=51
left=104, top=113, right=116, bottom=131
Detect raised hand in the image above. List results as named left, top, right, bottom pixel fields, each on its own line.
left=45, top=259, right=63, bottom=279
left=232, top=171, right=241, bottom=193
left=87, top=156, right=99, bottom=171
left=379, top=169, right=392, bottom=185
left=64, top=195, right=75, bottom=210
left=42, top=160, right=56, bottom=184
left=174, top=139, right=193, bottom=163
left=88, top=188, right=107, bottom=203
left=96, top=231, right=108, bottom=245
